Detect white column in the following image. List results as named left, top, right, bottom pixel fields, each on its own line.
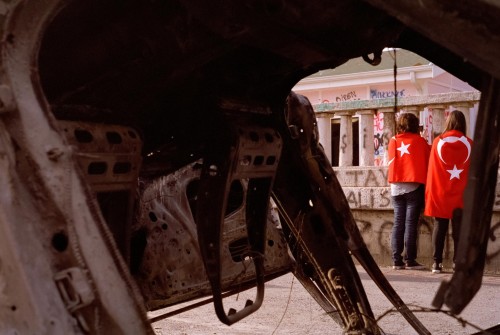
left=337, top=111, right=353, bottom=167
left=430, top=104, right=446, bottom=141
left=357, top=110, right=375, bottom=166
left=316, top=114, right=333, bottom=164
left=380, top=108, right=396, bottom=165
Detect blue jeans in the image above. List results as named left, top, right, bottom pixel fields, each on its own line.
left=391, top=185, right=424, bottom=264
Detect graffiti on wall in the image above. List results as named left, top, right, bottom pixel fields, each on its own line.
left=345, top=188, right=391, bottom=209
left=336, top=90, right=359, bottom=102
left=353, top=217, right=500, bottom=266
left=370, top=89, right=406, bottom=99
left=336, top=167, right=500, bottom=211
left=373, top=112, right=385, bottom=166
left=337, top=168, right=391, bottom=209
left=318, top=91, right=360, bottom=104
left=342, top=168, right=388, bottom=187
left=340, top=134, right=347, bottom=153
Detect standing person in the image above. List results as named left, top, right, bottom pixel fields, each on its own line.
left=388, top=113, right=431, bottom=270
left=425, top=110, right=473, bottom=273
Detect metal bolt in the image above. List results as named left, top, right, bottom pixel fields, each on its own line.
left=46, top=147, right=64, bottom=161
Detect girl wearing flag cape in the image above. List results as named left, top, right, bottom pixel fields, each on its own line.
left=388, top=113, right=431, bottom=270
left=424, top=110, right=473, bottom=273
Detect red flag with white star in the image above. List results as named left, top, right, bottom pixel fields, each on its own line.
left=424, top=130, right=473, bottom=219
left=388, top=133, right=430, bottom=184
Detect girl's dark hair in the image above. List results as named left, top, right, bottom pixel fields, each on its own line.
left=443, top=110, right=466, bottom=134
left=396, top=113, right=420, bottom=134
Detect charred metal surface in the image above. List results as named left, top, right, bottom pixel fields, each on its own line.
left=59, top=119, right=143, bottom=262
left=132, top=161, right=292, bottom=311
left=37, top=0, right=404, bottom=155
left=0, top=0, right=499, bottom=334
left=194, top=106, right=283, bottom=324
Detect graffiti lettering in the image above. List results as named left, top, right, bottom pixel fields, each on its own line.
left=340, top=134, right=347, bottom=153
left=336, top=168, right=389, bottom=187
left=380, top=189, right=391, bottom=207
left=345, top=170, right=363, bottom=186
left=373, top=112, right=385, bottom=165
left=335, top=91, right=358, bottom=102
left=374, top=112, right=384, bottom=132
left=344, top=188, right=391, bottom=209
left=380, top=168, right=388, bottom=181
left=374, top=133, right=384, bottom=155
left=363, top=128, right=367, bottom=149
left=370, top=89, right=406, bottom=99
left=346, top=191, right=359, bottom=208
left=370, top=188, right=375, bottom=208
left=364, top=169, right=380, bottom=187
left=352, top=217, right=500, bottom=271
left=487, top=222, right=500, bottom=262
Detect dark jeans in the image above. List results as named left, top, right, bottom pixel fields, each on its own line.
left=391, top=185, right=424, bottom=263
left=432, top=217, right=460, bottom=264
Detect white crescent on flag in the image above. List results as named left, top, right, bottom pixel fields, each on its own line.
left=437, top=135, right=471, bottom=164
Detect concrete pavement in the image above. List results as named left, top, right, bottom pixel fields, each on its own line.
left=358, top=265, right=500, bottom=335
left=150, top=265, right=500, bottom=334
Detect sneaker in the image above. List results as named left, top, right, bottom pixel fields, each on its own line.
left=392, top=261, right=405, bottom=270
left=432, top=263, right=443, bottom=274
left=406, top=261, right=425, bottom=270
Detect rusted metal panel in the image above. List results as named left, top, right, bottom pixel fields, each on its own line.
left=133, top=161, right=292, bottom=310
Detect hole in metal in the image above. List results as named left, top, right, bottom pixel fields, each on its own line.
left=113, top=162, right=131, bottom=174
left=106, top=131, right=122, bottom=144
left=74, top=129, right=93, bottom=143
left=87, top=162, right=107, bottom=175
left=52, top=231, right=68, bottom=252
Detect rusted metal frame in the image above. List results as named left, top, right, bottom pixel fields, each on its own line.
left=0, top=1, right=153, bottom=333
left=433, top=76, right=500, bottom=314
left=274, top=92, right=431, bottom=335
left=195, top=111, right=281, bottom=325
left=272, top=92, right=379, bottom=334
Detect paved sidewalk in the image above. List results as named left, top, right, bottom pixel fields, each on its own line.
left=358, top=265, right=500, bottom=334
left=151, top=265, right=500, bottom=334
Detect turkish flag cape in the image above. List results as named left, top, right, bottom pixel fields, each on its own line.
left=424, top=130, right=473, bottom=219
left=388, top=132, right=430, bottom=184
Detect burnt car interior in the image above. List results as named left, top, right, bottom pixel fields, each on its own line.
left=0, top=0, right=499, bottom=334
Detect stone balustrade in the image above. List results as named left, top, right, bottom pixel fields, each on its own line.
left=314, top=91, right=481, bottom=165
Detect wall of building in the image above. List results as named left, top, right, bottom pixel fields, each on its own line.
left=301, top=82, right=421, bottom=105
left=334, top=166, right=500, bottom=274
